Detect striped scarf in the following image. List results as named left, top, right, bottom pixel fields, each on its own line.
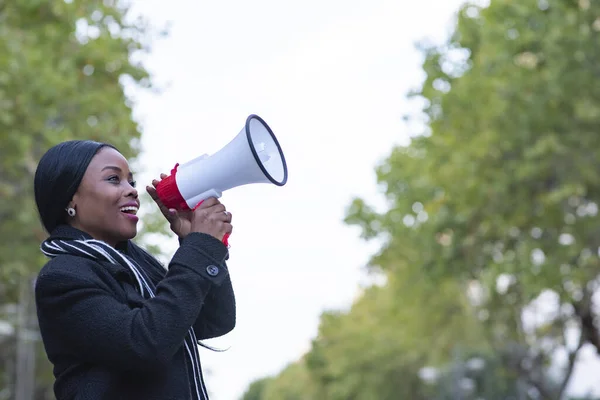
left=40, top=237, right=210, bottom=400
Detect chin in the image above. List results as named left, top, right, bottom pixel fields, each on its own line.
left=115, top=226, right=137, bottom=242
left=123, top=228, right=138, bottom=240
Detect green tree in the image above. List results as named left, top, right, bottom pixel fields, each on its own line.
left=0, top=1, right=167, bottom=398
left=251, top=361, right=318, bottom=400
left=345, top=0, right=600, bottom=397
left=241, top=377, right=275, bottom=400
left=243, top=277, right=482, bottom=400
left=241, top=0, right=600, bottom=398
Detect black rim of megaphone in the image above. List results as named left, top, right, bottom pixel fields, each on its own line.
left=245, top=114, right=288, bottom=186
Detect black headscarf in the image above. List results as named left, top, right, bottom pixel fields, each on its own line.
left=34, top=140, right=116, bottom=234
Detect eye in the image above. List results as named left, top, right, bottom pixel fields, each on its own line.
left=106, top=175, right=135, bottom=188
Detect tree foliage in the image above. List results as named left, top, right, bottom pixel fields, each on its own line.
left=0, top=1, right=167, bottom=398
left=242, top=0, right=600, bottom=398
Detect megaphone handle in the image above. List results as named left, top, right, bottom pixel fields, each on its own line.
left=192, top=200, right=232, bottom=248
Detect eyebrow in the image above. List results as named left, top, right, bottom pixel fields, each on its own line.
left=101, top=166, right=133, bottom=178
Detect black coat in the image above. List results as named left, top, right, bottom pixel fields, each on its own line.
left=34, top=225, right=236, bottom=400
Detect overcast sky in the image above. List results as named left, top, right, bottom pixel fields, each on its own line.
left=124, top=1, right=600, bottom=399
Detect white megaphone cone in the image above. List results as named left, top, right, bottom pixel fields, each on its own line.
left=155, top=114, right=288, bottom=244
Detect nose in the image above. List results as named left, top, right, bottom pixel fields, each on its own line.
left=126, top=183, right=138, bottom=199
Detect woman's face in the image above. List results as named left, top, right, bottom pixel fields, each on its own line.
left=68, top=147, right=140, bottom=247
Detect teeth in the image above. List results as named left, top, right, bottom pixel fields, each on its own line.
left=120, top=206, right=138, bottom=215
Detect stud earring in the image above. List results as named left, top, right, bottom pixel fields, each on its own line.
left=66, top=207, right=76, bottom=217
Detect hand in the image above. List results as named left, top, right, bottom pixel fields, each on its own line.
left=189, top=197, right=233, bottom=242
left=146, top=173, right=233, bottom=241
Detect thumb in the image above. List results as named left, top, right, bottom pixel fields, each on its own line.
left=167, top=208, right=179, bottom=221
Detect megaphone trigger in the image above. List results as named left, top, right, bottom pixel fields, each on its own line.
left=192, top=200, right=204, bottom=211
left=223, top=232, right=231, bottom=248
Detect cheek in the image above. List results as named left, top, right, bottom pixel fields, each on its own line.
left=78, top=187, right=119, bottom=217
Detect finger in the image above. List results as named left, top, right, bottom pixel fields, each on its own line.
left=166, top=208, right=178, bottom=221
left=151, top=174, right=168, bottom=189
left=216, top=222, right=233, bottom=238
left=146, top=185, right=161, bottom=202
left=146, top=185, right=176, bottom=219
left=192, top=200, right=204, bottom=211
left=146, top=185, right=162, bottom=204
left=147, top=180, right=175, bottom=211
left=209, top=204, right=226, bottom=214
left=195, top=197, right=221, bottom=209
left=203, top=205, right=226, bottom=218
left=211, top=210, right=232, bottom=222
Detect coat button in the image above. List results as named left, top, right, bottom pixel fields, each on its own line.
left=206, top=265, right=219, bottom=276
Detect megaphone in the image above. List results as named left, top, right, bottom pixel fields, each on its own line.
left=155, top=114, right=288, bottom=245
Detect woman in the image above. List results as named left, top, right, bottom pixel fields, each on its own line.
left=33, top=140, right=235, bottom=400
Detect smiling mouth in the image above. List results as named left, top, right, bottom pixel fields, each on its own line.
left=120, top=206, right=139, bottom=215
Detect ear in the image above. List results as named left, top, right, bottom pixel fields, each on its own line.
left=70, top=191, right=81, bottom=206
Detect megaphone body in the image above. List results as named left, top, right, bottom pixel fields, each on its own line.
left=155, top=114, right=288, bottom=239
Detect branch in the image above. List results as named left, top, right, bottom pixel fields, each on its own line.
left=514, top=350, right=556, bottom=400
left=556, top=325, right=585, bottom=399
left=573, top=292, right=600, bottom=354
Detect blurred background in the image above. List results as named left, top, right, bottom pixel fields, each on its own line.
left=2, top=0, right=600, bottom=399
